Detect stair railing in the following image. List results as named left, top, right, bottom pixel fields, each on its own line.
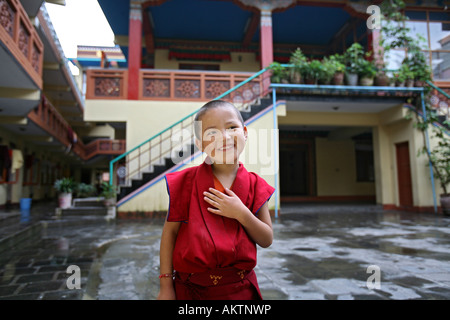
left=109, top=67, right=269, bottom=186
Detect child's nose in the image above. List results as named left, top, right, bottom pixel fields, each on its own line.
left=223, top=130, right=232, bottom=140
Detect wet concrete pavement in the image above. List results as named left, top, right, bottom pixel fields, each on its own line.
left=0, top=202, right=449, bottom=300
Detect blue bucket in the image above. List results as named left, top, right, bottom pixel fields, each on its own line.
left=20, top=198, right=32, bottom=211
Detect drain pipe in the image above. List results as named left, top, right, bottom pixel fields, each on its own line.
left=421, top=91, right=438, bottom=214
left=272, top=87, right=279, bottom=219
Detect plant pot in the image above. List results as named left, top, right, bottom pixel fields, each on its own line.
left=332, top=72, right=344, bottom=85
left=345, top=73, right=358, bottom=86
left=414, top=80, right=425, bottom=87
left=305, top=78, right=317, bottom=85
left=396, top=81, right=405, bottom=87
left=375, top=74, right=389, bottom=86
left=58, top=192, right=72, bottom=209
left=440, top=194, right=450, bottom=216
left=104, top=197, right=116, bottom=207
left=289, top=70, right=302, bottom=84
left=406, top=79, right=414, bottom=87
left=360, top=77, right=374, bottom=86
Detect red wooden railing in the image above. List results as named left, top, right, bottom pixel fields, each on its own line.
left=27, top=95, right=125, bottom=160
left=85, top=69, right=262, bottom=104
left=0, top=0, right=44, bottom=88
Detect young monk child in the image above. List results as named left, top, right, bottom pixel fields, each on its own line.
left=157, top=100, right=275, bottom=300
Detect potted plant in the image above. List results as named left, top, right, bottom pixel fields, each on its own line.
left=268, top=62, right=289, bottom=84
left=289, top=48, right=307, bottom=84
left=400, top=63, right=415, bottom=87
left=54, top=177, right=76, bottom=209
left=344, top=42, right=365, bottom=86
left=393, top=70, right=406, bottom=87
left=303, top=59, right=322, bottom=85
left=328, top=54, right=346, bottom=85
left=318, top=57, right=337, bottom=85
left=359, top=58, right=377, bottom=86
left=100, top=182, right=117, bottom=207
left=404, top=52, right=431, bottom=87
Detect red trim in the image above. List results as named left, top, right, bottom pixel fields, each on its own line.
left=281, top=195, right=376, bottom=203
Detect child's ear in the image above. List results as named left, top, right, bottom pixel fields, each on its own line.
left=194, top=138, right=203, bottom=151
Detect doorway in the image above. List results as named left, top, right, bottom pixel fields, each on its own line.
left=279, top=140, right=314, bottom=197
left=395, top=142, right=414, bottom=208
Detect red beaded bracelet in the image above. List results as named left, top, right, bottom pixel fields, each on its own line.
left=159, top=273, right=173, bottom=279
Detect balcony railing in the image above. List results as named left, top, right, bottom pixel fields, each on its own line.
left=85, top=69, right=262, bottom=104
left=84, top=139, right=126, bottom=159
left=27, top=95, right=125, bottom=160
left=0, top=0, right=44, bottom=88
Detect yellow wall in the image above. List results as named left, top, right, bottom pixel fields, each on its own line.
left=155, top=50, right=260, bottom=72
left=315, top=138, right=375, bottom=196
left=85, top=100, right=202, bottom=152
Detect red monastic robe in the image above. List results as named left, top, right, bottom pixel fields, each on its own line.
left=165, top=161, right=275, bottom=300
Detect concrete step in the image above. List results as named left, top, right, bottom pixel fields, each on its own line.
left=73, top=197, right=106, bottom=208
left=60, top=207, right=109, bottom=216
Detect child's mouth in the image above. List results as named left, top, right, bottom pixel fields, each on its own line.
left=218, top=145, right=234, bottom=151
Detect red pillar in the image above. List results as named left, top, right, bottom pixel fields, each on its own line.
left=128, top=4, right=142, bottom=100
left=260, top=10, right=273, bottom=95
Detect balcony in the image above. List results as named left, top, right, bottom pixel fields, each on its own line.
left=0, top=0, right=44, bottom=89
left=85, top=69, right=262, bottom=104
left=27, top=95, right=125, bottom=160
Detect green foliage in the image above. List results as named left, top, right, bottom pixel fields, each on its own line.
left=344, top=43, right=365, bottom=74
left=54, top=177, right=76, bottom=193
left=75, top=183, right=96, bottom=198
left=359, top=59, right=377, bottom=79
left=303, top=60, right=323, bottom=82
left=268, top=62, right=288, bottom=83
left=100, top=182, right=117, bottom=199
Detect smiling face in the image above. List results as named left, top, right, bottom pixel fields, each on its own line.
left=195, top=104, right=247, bottom=165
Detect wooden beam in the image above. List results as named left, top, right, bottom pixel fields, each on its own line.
left=242, top=12, right=260, bottom=49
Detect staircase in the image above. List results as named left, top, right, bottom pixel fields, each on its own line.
left=117, top=97, right=273, bottom=202
left=57, top=197, right=116, bottom=219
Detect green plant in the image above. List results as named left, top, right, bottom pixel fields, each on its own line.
left=303, top=60, right=323, bottom=83
left=400, top=63, right=414, bottom=80
left=54, top=177, right=76, bottom=193
left=393, top=71, right=406, bottom=84
left=100, top=182, right=117, bottom=199
left=268, top=62, right=288, bottom=83
left=289, top=47, right=307, bottom=83
left=404, top=53, right=431, bottom=83
left=359, top=59, right=377, bottom=79
left=75, top=183, right=96, bottom=198
left=319, top=57, right=339, bottom=84
left=344, top=42, right=365, bottom=74
left=328, top=54, right=346, bottom=73
left=380, top=0, right=431, bottom=84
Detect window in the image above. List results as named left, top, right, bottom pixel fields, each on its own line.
left=383, top=10, right=450, bottom=81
